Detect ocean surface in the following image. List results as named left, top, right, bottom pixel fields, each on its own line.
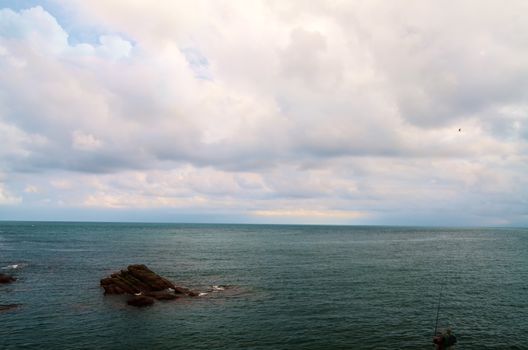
left=0, top=222, right=527, bottom=349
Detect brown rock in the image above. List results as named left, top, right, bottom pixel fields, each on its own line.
left=174, top=287, right=199, bottom=297
left=173, top=286, right=192, bottom=295
left=0, top=274, right=16, bottom=284
left=126, top=264, right=175, bottom=291
left=108, top=277, right=139, bottom=294
left=103, top=284, right=126, bottom=295
left=100, top=277, right=113, bottom=286
left=101, top=265, right=198, bottom=306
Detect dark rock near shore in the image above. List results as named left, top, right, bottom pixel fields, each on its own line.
left=100, top=264, right=197, bottom=307
left=0, top=274, right=16, bottom=284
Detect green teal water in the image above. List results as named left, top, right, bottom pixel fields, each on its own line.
left=0, top=222, right=527, bottom=349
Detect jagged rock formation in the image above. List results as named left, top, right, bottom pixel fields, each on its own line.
left=100, top=264, right=197, bottom=307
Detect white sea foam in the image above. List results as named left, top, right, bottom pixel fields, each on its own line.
left=198, top=292, right=208, bottom=297
left=2, top=264, right=22, bottom=270
left=212, top=285, right=225, bottom=291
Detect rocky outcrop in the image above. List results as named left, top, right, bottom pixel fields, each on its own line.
left=100, top=264, right=197, bottom=307
left=0, top=274, right=16, bottom=284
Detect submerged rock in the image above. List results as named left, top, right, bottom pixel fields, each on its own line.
left=127, top=295, right=155, bottom=307
left=100, top=264, right=197, bottom=307
left=145, top=290, right=180, bottom=300
left=0, top=304, right=19, bottom=312
left=0, top=274, right=16, bottom=284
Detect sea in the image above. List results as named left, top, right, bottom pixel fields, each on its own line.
left=0, top=222, right=527, bottom=349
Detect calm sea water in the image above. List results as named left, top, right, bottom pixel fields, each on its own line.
left=0, top=222, right=527, bottom=349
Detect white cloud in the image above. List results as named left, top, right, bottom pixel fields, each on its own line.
left=0, top=183, right=21, bottom=205
left=72, top=130, right=103, bottom=151
left=0, top=6, right=68, bottom=54
left=50, top=179, right=73, bottom=190
left=96, top=35, right=132, bottom=60
left=251, top=209, right=366, bottom=221
left=0, top=2, right=527, bottom=224
left=24, top=185, right=39, bottom=193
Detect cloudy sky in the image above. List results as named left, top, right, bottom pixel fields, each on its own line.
left=0, top=1, right=527, bottom=225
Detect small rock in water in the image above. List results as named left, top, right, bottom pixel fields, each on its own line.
left=0, top=273, right=16, bottom=284
left=0, top=304, right=19, bottom=312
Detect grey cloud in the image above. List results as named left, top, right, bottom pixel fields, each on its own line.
left=357, top=3, right=528, bottom=129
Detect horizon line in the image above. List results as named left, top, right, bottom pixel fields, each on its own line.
left=0, top=219, right=525, bottom=229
